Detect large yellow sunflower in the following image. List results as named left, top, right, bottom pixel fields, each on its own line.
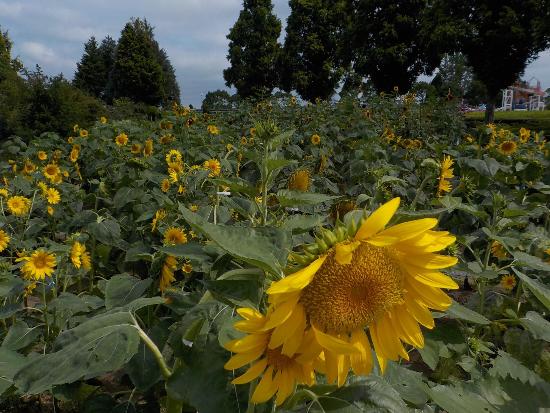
left=20, top=250, right=56, bottom=280
left=160, top=255, right=177, bottom=292
left=165, top=149, right=183, bottom=165
left=263, top=198, right=458, bottom=382
left=498, top=140, right=517, bottom=155
left=43, top=163, right=61, bottom=183
left=163, top=227, right=187, bottom=245
left=203, top=159, right=221, bottom=177
left=115, top=133, right=129, bottom=146
left=7, top=196, right=31, bottom=216
left=70, top=241, right=86, bottom=269
left=288, top=169, right=311, bottom=192
left=224, top=308, right=316, bottom=406
left=0, top=229, right=10, bottom=252
left=437, top=155, right=454, bottom=196
left=45, top=187, right=61, bottom=205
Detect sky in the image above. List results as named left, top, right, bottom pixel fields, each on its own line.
left=1, top=0, right=549, bottom=106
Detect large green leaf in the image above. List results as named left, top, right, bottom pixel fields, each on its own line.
left=0, top=347, right=25, bottom=394
left=513, top=269, right=550, bottom=310
left=519, top=311, right=550, bottom=342
left=489, top=350, right=544, bottom=385
left=1, top=321, right=42, bottom=351
left=14, top=324, right=139, bottom=394
left=105, top=274, right=152, bottom=309
left=178, top=205, right=290, bottom=276
left=446, top=300, right=490, bottom=325
left=426, top=383, right=498, bottom=413
left=276, top=190, right=341, bottom=207
left=512, top=252, right=550, bottom=272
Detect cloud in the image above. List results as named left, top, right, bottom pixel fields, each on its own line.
left=0, top=1, right=23, bottom=18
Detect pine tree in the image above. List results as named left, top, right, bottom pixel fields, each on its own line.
left=154, top=46, right=180, bottom=103
left=110, top=18, right=165, bottom=105
left=99, top=36, right=117, bottom=102
left=279, top=0, right=347, bottom=101
left=224, top=0, right=281, bottom=99
left=73, top=37, right=108, bottom=98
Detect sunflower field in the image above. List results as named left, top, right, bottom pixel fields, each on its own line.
left=0, top=94, right=549, bottom=413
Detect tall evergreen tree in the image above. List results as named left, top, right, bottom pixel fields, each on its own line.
left=99, top=36, right=117, bottom=102
left=425, top=0, right=550, bottom=122
left=154, top=46, right=180, bottom=103
left=110, top=18, right=165, bottom=105
left=73, top=37, right=108, bottom=98
left=224, top=0, right=281, bottom=99
left=279, top=0, right=347, bottom=101
left=350, top=0, right=438, bottom=94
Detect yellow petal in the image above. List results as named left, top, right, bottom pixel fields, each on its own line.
left=312, top=324, right=360, bottom=354
left=237, top=307, right=264, bottom=321
left=281, top=305, right=306, bottom=356
left=224, top=346, right=265, bottom=370
left=251, top=366, right=278, bottom=403
left=407, top=253, right=458, bottom=270
left=338, top=352, right=350, bottom=387
left=392, top=306, right=424, bottom=348
left=324, top=350, right=339, bottom=384
left=334, top=241, right=360, bottom=265
left=403, top=264, right=459, bottom=289
left=405, top=295, right=435, bottom=329
left=377, top=218, right=438, bottom=242
left=355, top=198, right=400, bottom=241
left=262, top=294, right=300, bottom=330
left=295, top=328, right=323, bottom=363
left=267, top=256, right=326, bottom=295
left=234, top=318, right=266, bottom=333
left=231, top=358, right=268, bottom=384
left=225, top=333, right=268, bottom=353
left=275, top=369, right=295, bottom=406
left=350, top=329, right=374, bottom=376
left=377, top=315, right=408, bottom=361
left=406, top=278, right=452, bottom=311
left=368, top=325, right=387, bottom=374
left=269, top=302, right=305, bottom=350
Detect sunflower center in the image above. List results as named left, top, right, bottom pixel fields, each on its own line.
left=33, top=256, right=47, bottom=269
left=266, top=347, right=293, bottom=371
left=300, top=243, right=405, bottom=334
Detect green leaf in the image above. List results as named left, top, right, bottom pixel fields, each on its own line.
left=166, top=336, right=239, bottom=413
left=489, top=350, right=544, bottom=385
left=86, top=218, right=121, bottom=246
left=512, top=251, right=550, bottom=272
left=281, top=214, right=325, bottom=233
left=204, top=269, right=262, bottom=307
left=105, top=274, right=152, bottom=309
left=0, top=347, right=25, bottom=394
left=384, top=362, right=429, bottom=406
left=14, top=324, right=139, bottom=394
left=519, top=311, right=550, bottom=342
left=157, top=242, right=213, bottom=261
left=276, top=190, right=341, bottom=207
left=179, top=205, right=290, bottom=276
left=0, top=303, right=22, bottom=320
left=1, top=321, right=42, bottom=351
left=426, top=383, right=498, bottom=413
left=125, top=242, right=152, bottom=262
left=446, top=300, right=490, bottom=325
left=513, top=269, right=550, bottom=310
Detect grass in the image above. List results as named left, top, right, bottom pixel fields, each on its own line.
left=464, top=110, right=550, bottom=132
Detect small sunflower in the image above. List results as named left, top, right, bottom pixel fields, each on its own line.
left=498, top=140, right=517, bottom=155
left=288, top=169, right=311, bottom=192
left=161, top=178, right=171, bottom=193
left=115, top=133, right=129, bottom=146
left=23, top=160, right=36, bottom=174
left=203, top=159, right=221, bottom=177
left=500, top=274, right=516, bottom=291
left=45, top=187, right=61, bottom=205
left=224, top=308, right=315, bottom=406
left=144, top=138, right=154, bottom=156
left=81, top=251, right=92, bottom=270
left=166, top=149, right=183, bottom=165
left=190, top=204, right=199, bottom=212
left=0, top=188, right=8, bottom=198
left=160, top=255, right=177, bottom=292
left=519, top=128, right=530, bottom=144
left=207, top=125, right=220, bottom=135
left=164, top=227, right=187, bottom=245
left=240, top=136, right=248, bottom=145
left=20, top=250, right=56, bottom=280
left=168, top=169, right=179, bottom=184
left=37, top=151, right=48, bottom=161
left=160, top=134, right=175, bottom=145
left=256, top=198, right=457, bottom=385
left=438, top=155, right=454, bottom=196
left=182, top=262, right=193, bottom=273
left=69, top=147, right=79, bottom=163
left=491, top=241, right=507, bottom=259
left=152, top=209, right=167, bottom=232
left=100, top=116, right=107, bottom=124
left=131, top=143, right=143, bottom=154
left=79, top=129, right=88, bottom=138
left=43, top=163, right=61, bottom=183
left=311, top=134, right=321, bottom=145
left=70, top=241, right=86, bottom=269
left=0, top=230, right=10, bottom=252
left=7, top=196, right=31, bottom=216
left=47, top=206, right=54, bottom=216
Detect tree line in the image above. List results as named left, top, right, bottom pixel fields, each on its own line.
left=223, top=0, right=550, bottom=121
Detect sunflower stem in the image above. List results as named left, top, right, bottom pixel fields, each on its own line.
left=133, top=318, right=172, bottom=380
left=410, top=174, right=432, bottom=210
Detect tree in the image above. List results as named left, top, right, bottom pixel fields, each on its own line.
left=201, top=90, right=236, bottom=113
left=426, top=0, right=550, bottom=122
left=279, top=0, right=347, bottom=101
left=155, top=48, right=180, bottom=103
left=99, top=36, right=117, bottom=102
left=431, top=53, right=474, bottom=98
left=110, top=18, right=165, bottom=106
left=350, top=0, right=439, bottom=94
left=224, top=0, right=281, bottom=99
left=73, top=37, right=109, bottom=98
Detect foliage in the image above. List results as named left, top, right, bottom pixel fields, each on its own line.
left=223, top=0, right=281, bottom=99
left=73, top=37, right=111, bottom=99
left=201, top=90, right=237, bottom=113
left=0, top=93, right=548, bottom=412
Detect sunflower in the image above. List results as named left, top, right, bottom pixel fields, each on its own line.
left=166, top=149, right=183, bottom=165
left=261, top=198, right=457, bottom=382
left=311, top=134, right=321, bottom=145
left=203, top=159, right=221, bottom=177
left=70, top=147, right=79, bottom=163
left=131, top=143, right=143, bottom=155
left=190, top=204, right=199, bottom=212
left=0, top=230, right=10, bottom=252
left=491, top=241, right=507, bottom=259
left=288, top=169, right=311, bottom=192
left=182, top=262, right=193, bottom=273
left=240, top=136, right=248, bottom=145
left=81, top=251, right=92, bottom=270
left=160, top=134, right=175, bottom=145
left=23, top=160, right=36, bottom=174
left=519, top=128, right=530, bottom=144
left=0, top=188, right=8, bottom=198
left=144, top=138, right=154, bottom=156
left=47, top=206, right=54, bottom=216
left=224, top=308, right=316, bottom=406
left=37, top=151, right=48, bottom=161
left=7, top=196, right=31, bottom=216
left=45, top=187, right=61, bottom=205
left=70, top=241, right=86, bottom=269
left=437, top=155, right=454, bottom=196
left=161, top=178, right=171, bottom=193
left=168, top=169, right=179, bottom=183
left=500, top=274, right=516, bottom=291
left=152, top=209, right=167, bottom=232
left=164, top=227, right=187, bottom=245
left=79, top=129, right=88, bottom=138
left=207, top=125, right=220, bottom=135
left=20, top=250, right=56, bottom=280
left=160, top=255, right=177, bottom=292
left=115, top=133, right=128, bottom=146
left=178, top=185, right=186, bottom=195
left=499, top=140, right=517, bottom=155
left=100, top=116, right=107, bottom=124
left=43, top=163, right=61, bottom=183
